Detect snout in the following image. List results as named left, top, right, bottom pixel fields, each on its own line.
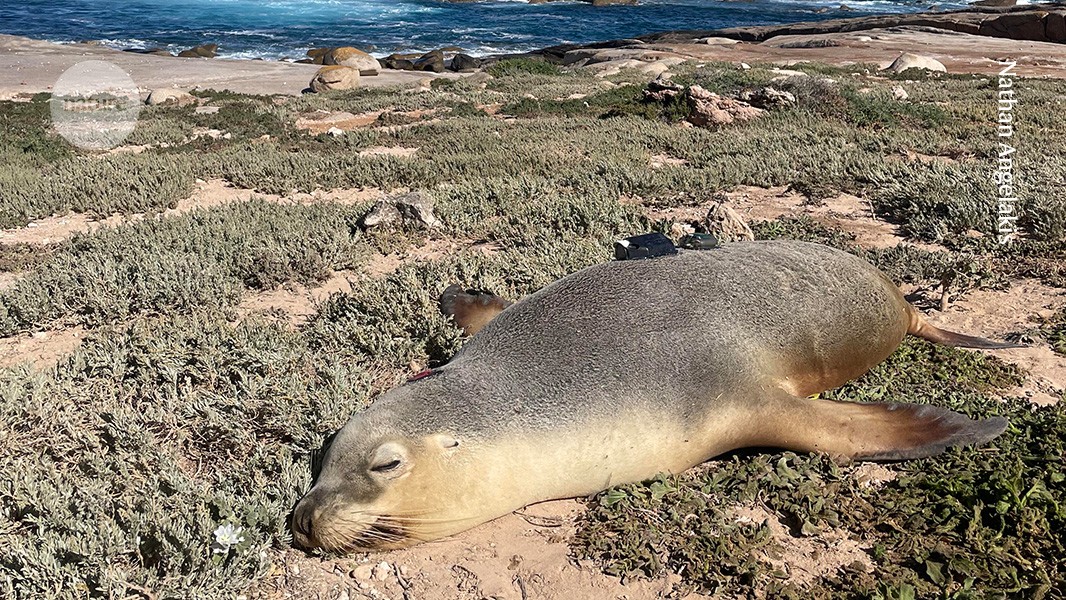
left=291, top=488, right=406, bottom=551
left=291, top=494, right=323, bottom=550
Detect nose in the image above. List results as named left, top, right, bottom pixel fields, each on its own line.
left=291, top=497, right=319, bottom=549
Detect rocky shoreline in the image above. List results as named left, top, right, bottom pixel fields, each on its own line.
left=3, top=3, right=1066, bottom=100
left=527, top=3, right=1066, bottom=61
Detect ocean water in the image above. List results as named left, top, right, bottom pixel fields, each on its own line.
left=0, top=0, right=975, bottom=59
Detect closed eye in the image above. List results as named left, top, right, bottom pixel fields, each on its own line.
left=371, top=459, right=402, bottom=473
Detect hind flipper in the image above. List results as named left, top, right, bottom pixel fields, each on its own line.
left=439, top=285, right=513, bottom=336
left=746, top=389, right=1008, bottom=461
left=907, top=306, right=1025, bottom=350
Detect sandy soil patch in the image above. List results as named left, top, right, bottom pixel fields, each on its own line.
left=733, top=504, right=872, bottom=585
left=644, top=185, right=936, bottom=251
left=238, top=239, right=500, bottom=324
left=237, top=270, right=358, bottom=325
left=649, top=154, right=689, bottom=169
left=365, top=239, right=501, bottom=279
left=0, top=271, right=22, bottom=292
left=0, top=179, right=389, bottom=247
left=0, top=325, right=85, bottom=370
left=923, top=279, right=1066, bottom=406
left=358, top=146, right=419, bottom=158
left=256, top=499, right=708, bottom=600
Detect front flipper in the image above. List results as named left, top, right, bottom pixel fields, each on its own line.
left=439, top=284, right=512, bottom=336
left=746, top=390, right=1007, bottom=461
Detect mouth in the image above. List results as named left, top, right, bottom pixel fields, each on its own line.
left=295, top=513, right=412, bottom=552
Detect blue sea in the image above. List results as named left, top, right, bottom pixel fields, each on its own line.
left=0, top=0, right=979, bottom=59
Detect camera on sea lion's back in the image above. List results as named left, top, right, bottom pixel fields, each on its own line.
left=614, top=232, right=720, bottom=260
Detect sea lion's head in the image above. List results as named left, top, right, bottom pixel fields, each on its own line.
left=290, top=380, right=490, bottom=551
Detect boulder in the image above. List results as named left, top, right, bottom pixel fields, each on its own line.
left=702, top=203, right=754, bottom=242
left=177, top=43, right=218, bottom=58
left=309, top=66, right=359, bottom=93
left=360, top=192, right=440, bottom=230
left=146, top=88, right=197, bottom=107
left=892, top=85, right=909, bottom=101
left=326, top=47, right=381, bottom=73
left=414, top=50, right=446, bottom=73
left=450, top=53, right=481, bottom=72
left=1047, top=12, right=1066, bottom=42
left=686, top=85, right=764, bottom=127
left=699, top=37, right=739, bottom=45
left=983, top=11, right=1050, bottom=41
left=738, top=87, right=796, bottom=109
left=884, top=52, right=946, bottom=74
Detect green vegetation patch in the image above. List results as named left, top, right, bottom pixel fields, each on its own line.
left=574, top=340, right=1064, bottom=598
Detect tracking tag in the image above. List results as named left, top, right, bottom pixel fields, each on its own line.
left=614, top=232, right=678, bottom=261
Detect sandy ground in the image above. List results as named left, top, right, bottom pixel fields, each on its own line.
left=0, top=35, right=453, bottom=97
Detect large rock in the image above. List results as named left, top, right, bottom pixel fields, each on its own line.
left=414, top=50, right=446, bottom=73
left=686, top=85, right=764, bottom=127
left=884, top=52, right=947, bottom=74
left=306, top=47, right=331, bottom=65
left=360, top=192, right=440, bottom=230
left=450, top=53, right=481, bottom=72
left=177, top=43, right=218, bottom=58
left=325, top=47, right=381, bottom=73
left=309, top=66, right=359, bottom=93
left=1047, top=12, right=1066, bottom=42
left=146, top=88, right=197, bottom=107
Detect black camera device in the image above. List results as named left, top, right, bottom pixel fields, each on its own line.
left=614, top=232, right=678, bottom=261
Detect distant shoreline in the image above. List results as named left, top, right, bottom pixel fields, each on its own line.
left=2, top=3, right=1066, bottom=99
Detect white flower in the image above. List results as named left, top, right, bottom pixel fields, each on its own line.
left=212, top=523, right=245, bottom=555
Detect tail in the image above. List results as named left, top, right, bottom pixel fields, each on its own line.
left=906, top=306, right=1025, bottom=350
left=749, top=390, right=1008, bottom=462
left=439, top=285, right=512, bottom=336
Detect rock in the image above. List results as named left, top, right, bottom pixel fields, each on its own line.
left=450, top=53, right=481, bottom=72
left=702, top=203, right=754, bottom=242
left=738, top=62, right=751, bottom=70
left=1047, top=12, right=1066, bottom=42
left=350, top=564, right=375, bottom=580
left=769, top=68, right=808, bottom=80
left=892, top=85, right=909, bottom=101
left=146, top=88, right=197, bottom=106
left=884, top=52, right=946, bottom=74
left=326, top=47, right=381, bottom=73
left=385, top=58, right=416, bottom=71
left=307, top=47, right=332, bottom=64
left=414, top=50, right=446, bottom=73
left=177, top=43, right=218, bottom=58
left=327, top=127, right=344, bottom=137
left=777, top=38, right=840, bottom=49
left=309, top=66, right=359, bottom=93
left=373, top=562, right=391, bottom=581
left=360, top=192, right=440, bottom=230
left=738, top=87, right=796, bottom=109
left=686, top=85, right=764, bottom=127
left=972, top=0, right=1016, bottom=6
left=699, top=37, right=739, bottom=45
left=644, top=79, right=684, bottom=102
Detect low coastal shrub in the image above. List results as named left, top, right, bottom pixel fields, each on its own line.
left=487, top=57, right=562, bottom=77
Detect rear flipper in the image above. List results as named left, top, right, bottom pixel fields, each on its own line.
left=907, top=306, right=1025, bottom=350
left=751, top=392, right=1008, bottom=461
left=439, top=285, right=513, bottom=337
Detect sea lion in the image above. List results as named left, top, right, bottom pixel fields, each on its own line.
left=291, top=240, right=1016, bottom=552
